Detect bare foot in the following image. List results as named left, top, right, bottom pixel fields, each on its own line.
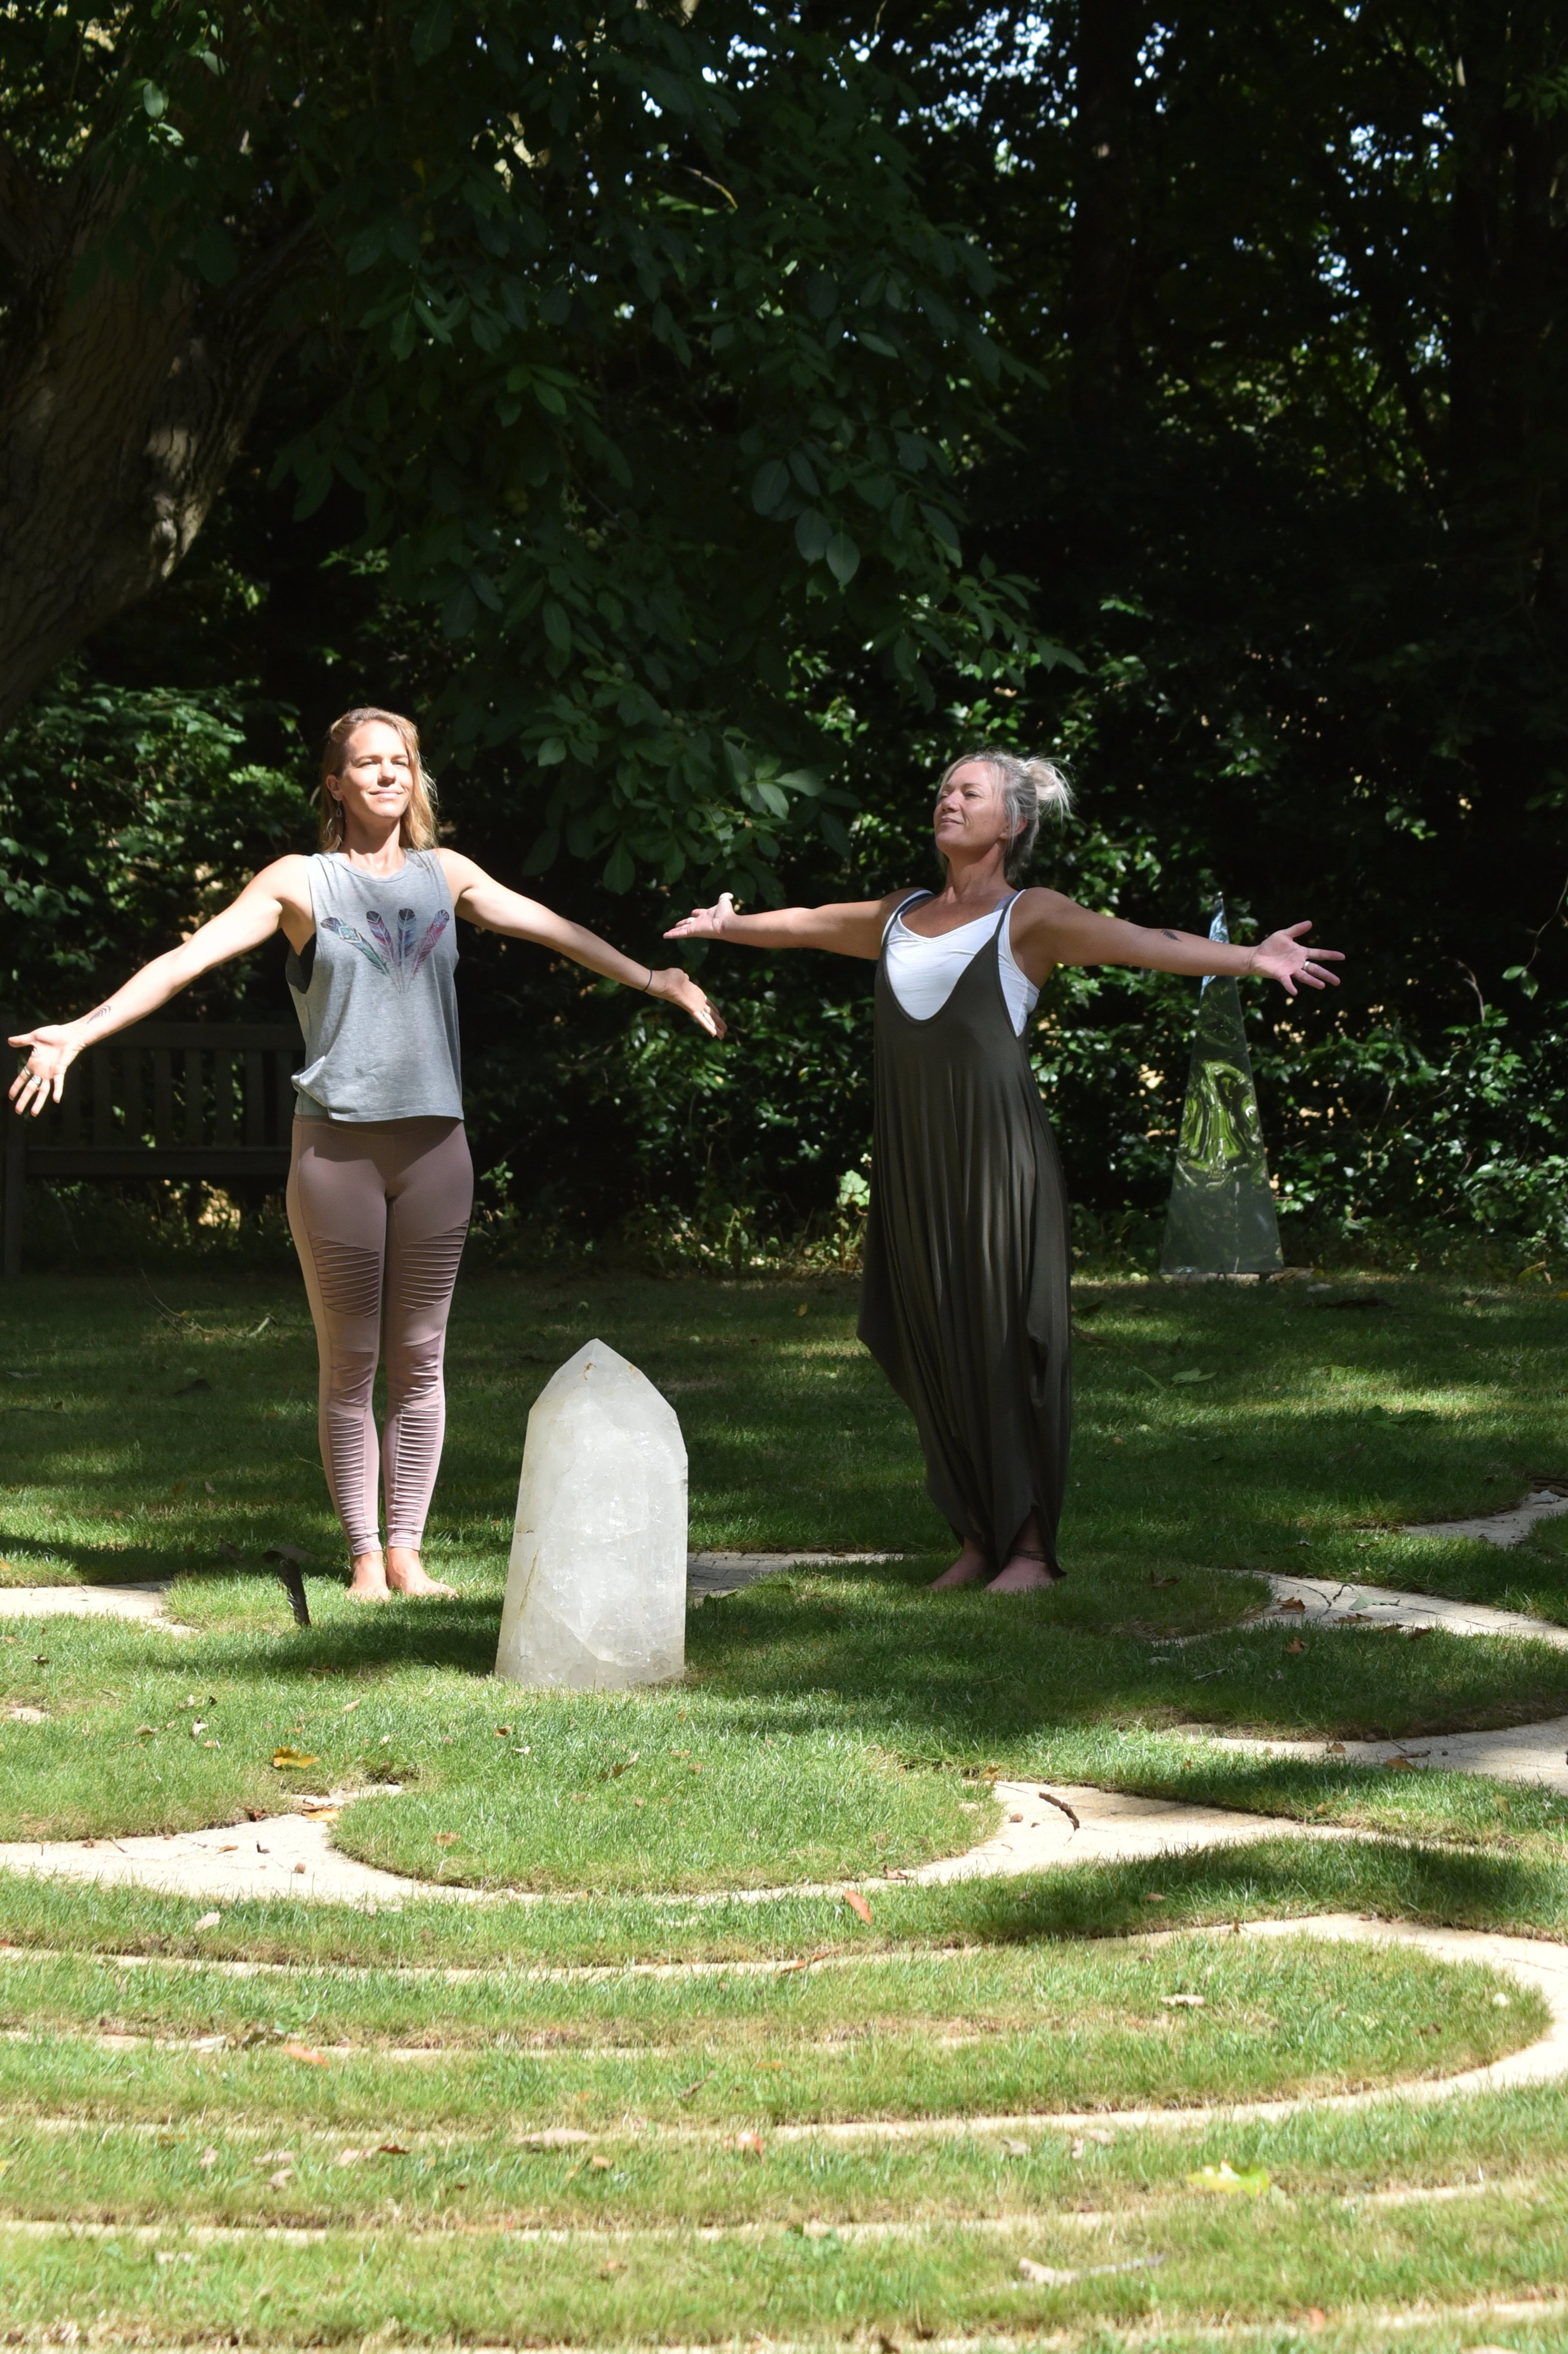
left=931, top=1539, right=990, bottom=1589
left=987, top=1554, right=1063, bottom=1593
left=347, top=1552, right=390, bottom=1601
left=385, top=1545, right=456, bottom=1599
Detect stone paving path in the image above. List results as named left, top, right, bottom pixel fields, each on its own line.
left=1406, top=1482, right=1568, bottom=1547
left=1204, top=1716, right=1568, bottom=1791
left=1256, top=1569, right=1568, bottom=1647
left=0, top=1581, right=191, bottom=1630
left=0, top=1777, right=1332, bottom=1910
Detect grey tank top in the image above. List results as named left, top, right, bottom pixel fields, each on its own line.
left=287, top=850, right=463, bottom=1122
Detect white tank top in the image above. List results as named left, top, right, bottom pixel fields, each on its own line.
left=883, top=894, right=1040, bottom=1036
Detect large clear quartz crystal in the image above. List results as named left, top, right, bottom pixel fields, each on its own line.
left=494, top=1339, right=688, bottom=1689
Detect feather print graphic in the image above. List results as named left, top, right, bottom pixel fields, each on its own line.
left=364, top=909, right=400, bottom=971
left=321, top=916, right=390, bottom=975
left=408, top=909, right=451, bottom=978
left=398, top=907, right=417, bottom=967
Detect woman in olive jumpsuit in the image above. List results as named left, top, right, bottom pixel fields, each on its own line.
left=667, top=750, right=1340, bottom=1592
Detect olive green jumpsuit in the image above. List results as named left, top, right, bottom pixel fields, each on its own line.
left=857, top=896, right=1073, bottom=1572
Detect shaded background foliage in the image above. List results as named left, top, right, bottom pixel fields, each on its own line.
left=5, top=1, right=1568, bottom=1269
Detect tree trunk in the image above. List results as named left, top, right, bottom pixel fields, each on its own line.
left=0, top=153, right=313, bottom=735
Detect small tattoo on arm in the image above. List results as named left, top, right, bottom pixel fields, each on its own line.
left=1161, top=930, right=1179, bottom=941
left=82, top=1004, right=115, bottom=1028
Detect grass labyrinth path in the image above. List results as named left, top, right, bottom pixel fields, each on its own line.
left=5, top=1269, right=1568, bottom=2348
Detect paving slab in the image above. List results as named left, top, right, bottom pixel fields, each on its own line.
left=1405, top=1485, right=1568, bottom=1547
left=0, top=1583, right=192, bottom=1632
left=0, top=1803, right=480, bottom=1909
left=1204, top=1715, right=1568, bottom=1792
left=1260, top=1570, right=1568, bottom=1648
left=909, top=1779, right=1336, bottom=1883
left=688, top=1550, right=898, bottom=1598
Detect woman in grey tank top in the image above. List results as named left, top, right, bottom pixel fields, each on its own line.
left=9, top=706, right=723, bottom=1602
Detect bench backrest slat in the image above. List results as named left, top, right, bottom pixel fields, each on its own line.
left=18, top=1023, right=301, bottom=1154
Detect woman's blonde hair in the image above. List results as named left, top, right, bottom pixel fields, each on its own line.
left=317, top=707, right=439, bottom=851
left=936, top=745, right=1071, bottom=882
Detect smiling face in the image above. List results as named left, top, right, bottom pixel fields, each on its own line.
left=327, top=720, right=416, bottom=834
left=933, top=758, right=1013, bottom=867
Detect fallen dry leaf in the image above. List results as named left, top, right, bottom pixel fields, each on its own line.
left=1143, top=1892, right=1166, bottom=1904
left=589, top=2155, right=612, bottom=2171
left=283, top=2042, right=330, bottom=2066
left=193, top=1912, right=221, bottom=1933
left=1001, top=2138, right=1030, bottom=2157
left=267, top=2167, right=293, bottom=2189
left=379, top=2143, right=411, bottom=2156
left=271, top=1747, right=318, bottom=1770
left=198, top=2149, right=218, bottom=2170
left=1148, top=1575, right=1179, bottom=1589
left=844, top=1888, right=873, bottom=1925
left=1285, top=1637, right=1306, bottom=1655
left=600, top=2260, right=627, bottom=2278
left=1305, top=2310, right=1327, bottom=2330
left=432, top=1832, right=460, bottom=1847
left=336, top=2149, right=365, bottom=2166
left=1277, top=1596, right=1307, bottom=1613
left=722, top=2132, right=765, bottom=2155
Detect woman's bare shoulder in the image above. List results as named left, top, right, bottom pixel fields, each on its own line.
left=244, top=853, right=314, bottom=901
left=1009, top=884, right=1084, bottom=924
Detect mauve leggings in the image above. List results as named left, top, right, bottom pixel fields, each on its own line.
left=286, top=1117, right=473, bottom=1557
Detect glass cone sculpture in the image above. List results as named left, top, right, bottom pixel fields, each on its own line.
left=495, top=1339, right=688, bottom=1689
left=1160, top=899, right=1283, bottom=1276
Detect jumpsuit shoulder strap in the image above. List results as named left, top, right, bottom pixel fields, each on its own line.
left=882, top=890, right=933, bottom=945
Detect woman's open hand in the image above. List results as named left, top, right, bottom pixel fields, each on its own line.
left=1247, top=924, right=1345, bottom=996
left=8, top=1026, right=82, bottom=1117
left=648, top=969, right=726, bottom=1038
left=664, top=893, right=735, bottom=942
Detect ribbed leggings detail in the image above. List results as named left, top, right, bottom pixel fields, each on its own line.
left=286, top=1116, right=473, bottom=1557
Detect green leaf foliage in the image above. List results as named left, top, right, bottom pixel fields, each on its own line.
left=0, top=0, right=1055, bottom=890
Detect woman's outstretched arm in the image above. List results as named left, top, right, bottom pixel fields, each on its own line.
left=663, top=889, right=910, bottom=961
left=1011, top=890, right=1344, bottom=997
left=8, top=859, right=306, bottom=1116
left=441, top=854, right=726, bottom=1035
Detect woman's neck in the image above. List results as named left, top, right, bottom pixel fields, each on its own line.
left=935, top=852, right=1010, bottom=910
left=337, top=821, right=409, bottom=875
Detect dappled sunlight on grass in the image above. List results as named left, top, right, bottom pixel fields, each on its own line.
left=4, top=1269, right=1568, bottom=1871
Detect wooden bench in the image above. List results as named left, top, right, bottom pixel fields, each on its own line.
left=3, top=1021, right=303, bottom=1278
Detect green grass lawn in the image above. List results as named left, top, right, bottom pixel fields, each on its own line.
left=4, top=1263, right=1568, bottom=2347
